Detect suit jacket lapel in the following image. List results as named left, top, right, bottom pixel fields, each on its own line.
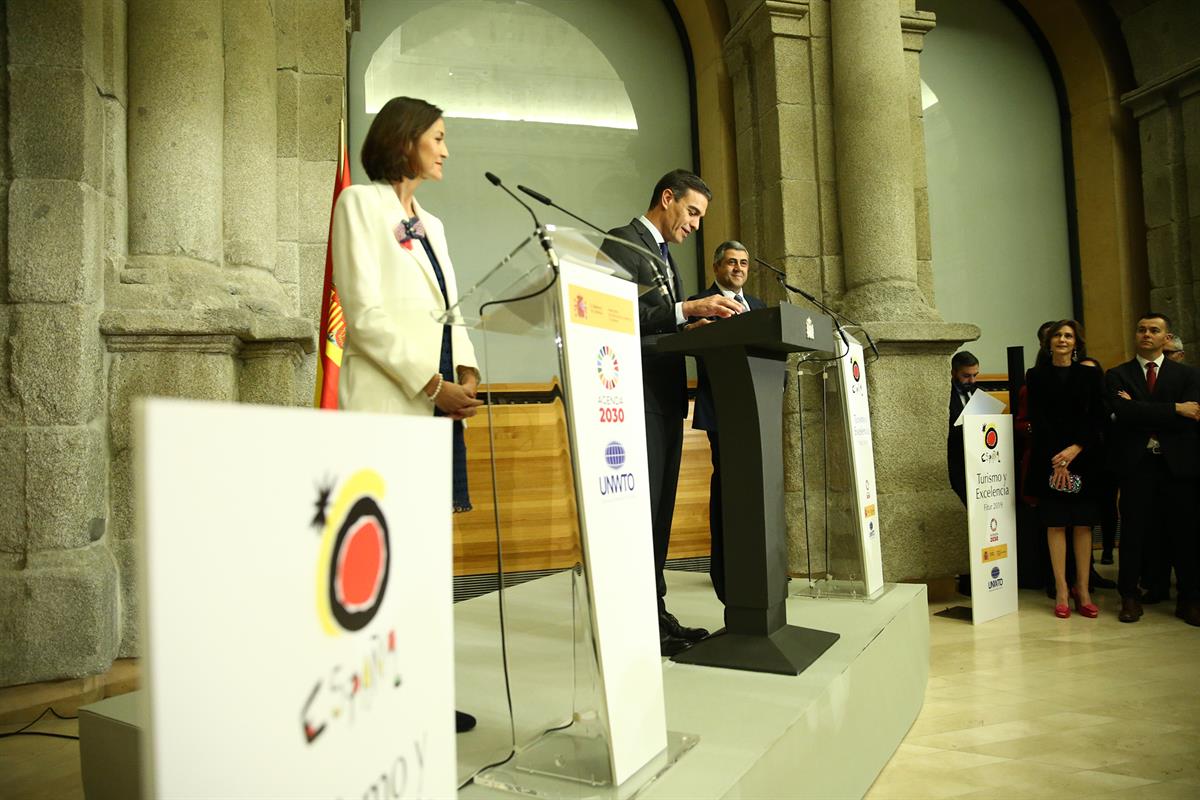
left=378, top=184, right=442, bottom=305
left=632, top=218, right=677, bottom=304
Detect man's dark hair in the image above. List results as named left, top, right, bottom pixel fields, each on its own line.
left=361, top=96, right=443, bottom=182
left=648, top=169, right=711, bottom=210
left=1138, top=311, right=1173, bottom=331
left=951, top=351, right=979, bottom=371
left=712, top=240, right=749, bottom=264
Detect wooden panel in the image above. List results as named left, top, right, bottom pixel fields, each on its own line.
left=454, top=401, right=581, bottom=575
left=452, top=399, right=714, bottom=575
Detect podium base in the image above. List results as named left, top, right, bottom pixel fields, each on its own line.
left=472, top=729, right=698, bottom=799
left=669, top=624, right=839, bottom=675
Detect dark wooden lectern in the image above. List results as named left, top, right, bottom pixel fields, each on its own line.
left=657, top=303, right=840, bottom=675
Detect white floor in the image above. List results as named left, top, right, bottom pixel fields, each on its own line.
left=866, top=570, right=1200, bottom=799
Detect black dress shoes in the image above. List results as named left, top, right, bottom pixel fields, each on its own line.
left=1089, top=569, right=1117, bottom=590
left=1118, top=596, right=1143, bottom=623
left=455, top=710, right=477, bottom=733
left=660, top=610, right=709, bottom=642
left=1100, top=552, right=1114, bottom=565
left=660, top=633, right=692, bottom=657
left=1175, top=602, right=1200, bottom=627
left=1139, top=589, right=1169, bottom=605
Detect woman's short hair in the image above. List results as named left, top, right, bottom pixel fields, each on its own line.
left=1044, top=319, right=1086, bottom=358
left=361, top=96, right=443, bottom=182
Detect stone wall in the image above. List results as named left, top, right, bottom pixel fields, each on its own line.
left=721, top=0, right=977, bottom=584
left=1, top=0, right=344, bottom=687
left=1, top=0, right=120, bottom=686
left=1114, top=0, right=1200, bottom=353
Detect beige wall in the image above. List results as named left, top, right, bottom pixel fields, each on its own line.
left=1017, top=0, right=1147, bottom=369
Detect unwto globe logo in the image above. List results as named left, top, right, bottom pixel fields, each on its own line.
left=604, top=441, right=626, bottom=470
left=596, top=345, right=620, bottom=390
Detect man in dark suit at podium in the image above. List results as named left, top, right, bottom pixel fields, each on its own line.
left=601, top=170, right=743, bottom=656
left=1105, top=312, right=1200, bottom=625
left=947, top=351, right=980, bottom=507
left=688, top=241, right=766, bottom=603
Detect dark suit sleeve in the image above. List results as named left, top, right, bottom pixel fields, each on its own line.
left=1106, top=363, right=1192, bottom=429
left=601, top=225, right=678, bottom=336
left=685, top=286, right=721, bottom=323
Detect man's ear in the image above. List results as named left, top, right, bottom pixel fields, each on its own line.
left=659, top=188, right=675, bottom=210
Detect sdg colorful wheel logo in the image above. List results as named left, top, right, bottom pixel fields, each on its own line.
left=313, top=469, right=391, bottom=635
left=596, top=345, right=620, bottom=390
left=982, top=424, right=999, bottom=450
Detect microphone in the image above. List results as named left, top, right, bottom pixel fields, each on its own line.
left=753, top=257, right=879, bottom=359
left=517, top=184, right=607, bottom=235
left=485, top=171, right=558, bottom=268
left=517, top=182, right=669, bottom=300
left=754, top=258, right=818, bottom=303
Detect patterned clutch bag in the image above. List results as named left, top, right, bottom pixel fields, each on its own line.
left=1049, top=472, right=1082, bottom=494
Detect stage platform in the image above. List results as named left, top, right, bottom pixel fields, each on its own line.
left=76, top=571, right=927, bottom=799
left=456, top=570, right=930, bottom=799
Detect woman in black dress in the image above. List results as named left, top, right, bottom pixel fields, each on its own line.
left=1026, top=320, right=1107, bottom=618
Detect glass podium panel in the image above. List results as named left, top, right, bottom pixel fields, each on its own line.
left=444, top=227, right=691, bottom=796
left=790, top=328, right=890, bottom=602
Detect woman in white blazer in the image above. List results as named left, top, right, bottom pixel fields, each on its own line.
left=332, top=96, right=482, bottom=513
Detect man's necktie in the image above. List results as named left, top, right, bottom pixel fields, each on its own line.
left=735, top=293, right=748, bottom=311
left=656, top=242, right=675, bottom=302
left=1146, top=361, right=1157, bottom=394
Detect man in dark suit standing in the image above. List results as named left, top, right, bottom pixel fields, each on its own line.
left=688, top=241, right=766, bottom=603
left=1105, top=312, right=1200, bottom=624
left=947, top=351, right=981, bottom=506
left=601, top=170, right=743, bottom=655
left=947, top=351, right=980, bottom=596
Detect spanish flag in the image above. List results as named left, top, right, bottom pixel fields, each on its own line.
left=314, top=124, right=353, bottom=409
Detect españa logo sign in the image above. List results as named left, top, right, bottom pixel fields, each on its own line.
left=314, top=469, right=391, bottom=634
left=303, top=469, right=402, bottom=746
left=568, top=284, right=635, bottom=334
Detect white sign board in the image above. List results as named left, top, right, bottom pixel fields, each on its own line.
left=136, top=399, right=456, bottom=799
left=836, top=334, right=885, bottom=595
left=558, top=259, right=668, bottom=784
left=963, top=414, right=1020, bottom=624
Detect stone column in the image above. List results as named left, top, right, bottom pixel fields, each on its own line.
left=1, top=0, right=120, bottom=685
left=724, top=0, right=977, bottom=585
left=224, top=1, right=278, bottom=271
left=127, top=0, right=224, bottom=265
left=1122, top=70, right=1200, bottom=349
left=724, top=1, right=838, bottom=578
left=830, top=0, right=932, bottom=321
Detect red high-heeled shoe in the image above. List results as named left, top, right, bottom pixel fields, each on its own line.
left=1054, top=601, right=1070, bottom=619
left=1070, top=587, right=1099, bottom=618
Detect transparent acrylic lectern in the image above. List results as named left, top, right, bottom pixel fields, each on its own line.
left=789, top=327, right=890, bottom=602
left=439, top=226, right=697, bottom=799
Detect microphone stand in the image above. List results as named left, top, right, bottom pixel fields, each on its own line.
left=485, top=172, right=558, bottom=269
left=518, top=183, right=674, bottom=304
left=753, top=258, right=880, bottom=361
left=517, top=184, right=605, bottom=235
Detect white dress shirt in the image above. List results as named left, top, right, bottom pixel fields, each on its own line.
left=636, top=216, right=686, bottom=325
